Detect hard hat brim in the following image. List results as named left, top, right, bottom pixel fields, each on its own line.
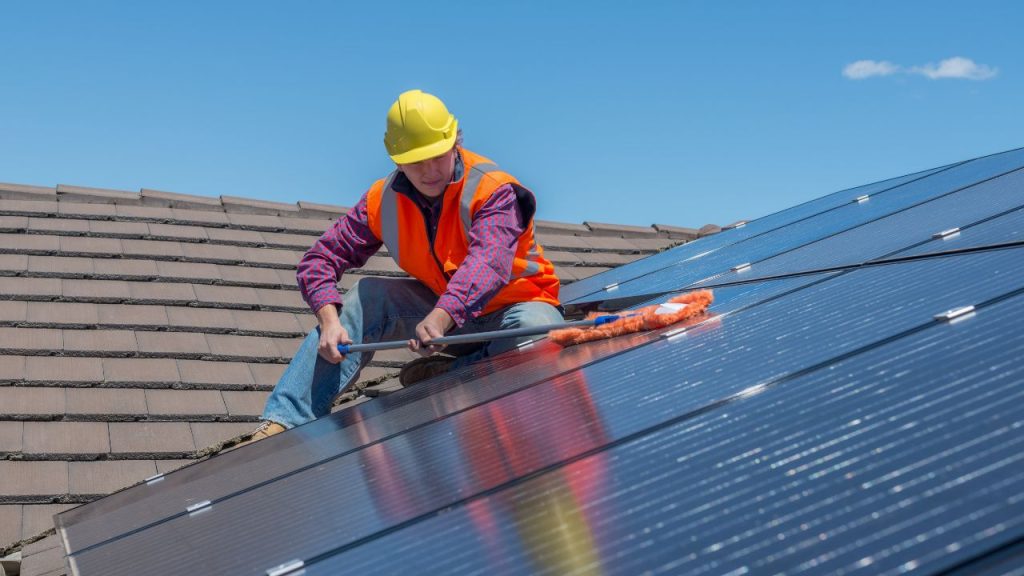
left=387, top=120, right=459, bottom=165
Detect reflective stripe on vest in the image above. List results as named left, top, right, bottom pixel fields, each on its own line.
left=459, top=162, right=543, bottom=280
left=379, top=172, right=401, bottom=263
left=459, top=162, right=499, bottom=234
left=513, top=239, right=543, bottom=279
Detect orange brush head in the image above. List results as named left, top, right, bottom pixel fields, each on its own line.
left=549, top=290, right=713, bottom=347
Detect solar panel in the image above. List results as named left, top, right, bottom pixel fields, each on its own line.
left=314, top=288, right=1024, bottom=576
left=58, top=272, right=833, bottom=553
left=693, top=166, right=1024, bottom=285
left=893, top=205, right=1024, bottom=259
left=64, top=246, right=1024, bottom=575
left=560, top=160, right=957, bottom=303
left=565, top=147, right=1024, bottom=306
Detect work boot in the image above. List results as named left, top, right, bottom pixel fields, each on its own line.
left=399, top=354, right=456, bottom=386
left=243, top=421, right=285, bottom=445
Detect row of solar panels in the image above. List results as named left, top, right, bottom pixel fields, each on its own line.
left=59, top=147, right=1024, bottom=575
left=563, top=147, right=1024, bottom=307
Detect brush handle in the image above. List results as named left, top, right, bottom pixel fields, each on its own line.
left=336, top=314, right=622, bottom=354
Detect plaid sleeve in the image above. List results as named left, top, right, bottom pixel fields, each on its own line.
left=296, top=194, right=382, bottom=314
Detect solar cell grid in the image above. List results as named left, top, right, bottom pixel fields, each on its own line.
left=560, top=161, right=957, bottom=303
left=565, top=147, right=1024, bottom=306
left=314, top=289, right=1024, bottom=576
left=693, top=166, right=1024, bottom=286
left=66, top=247, right=1024, bottom=575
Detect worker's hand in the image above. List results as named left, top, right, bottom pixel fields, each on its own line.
left=410, top=308, right=455, bottom=357
left=315, top=305, right=352, bottom=364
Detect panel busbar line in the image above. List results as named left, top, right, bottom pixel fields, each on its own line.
left=59, top=272, right=835, bottom=553
left=692, top=166, right=1024, bottom=286
left=565, top=146, right=1024, bottom=306
left=894, top=205, right=1024, bottom=260
left=67, top=247, right=1024, bottom=575
left=560, top=161, right=957, bottom=304
left=311, top=289, right=1024, bottom=576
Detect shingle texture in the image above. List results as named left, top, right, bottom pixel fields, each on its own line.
left=0, top=181, right=717, bottom=564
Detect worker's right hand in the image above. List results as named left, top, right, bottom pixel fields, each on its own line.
left=317, top=321, right=352, bottom=364
left=313, top=305, right=351, bottom=364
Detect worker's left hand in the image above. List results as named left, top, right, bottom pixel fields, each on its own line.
left=410, top=308, right=455, bottom=357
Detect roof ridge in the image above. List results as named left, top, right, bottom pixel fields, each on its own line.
left=2, top=182, right=711, bottom=237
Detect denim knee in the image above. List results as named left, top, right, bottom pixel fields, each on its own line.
left=508, top=302, right=564, bottom=328
left=342, top=277, right=377, bottom=308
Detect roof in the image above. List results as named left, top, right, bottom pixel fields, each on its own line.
left=43, top=146, right=1024, bottom=575
left=0, top=181, right=719, bottom=574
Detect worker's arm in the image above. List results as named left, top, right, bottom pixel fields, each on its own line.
left=417, top=184, right=525, bottom=352
left=297, top=194, right=382, bottom=362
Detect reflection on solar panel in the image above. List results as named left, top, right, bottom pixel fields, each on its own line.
left=58, top=147, right=1024, bottom=576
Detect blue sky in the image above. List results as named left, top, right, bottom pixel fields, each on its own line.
left=1, top=1, right=1020, bottom=228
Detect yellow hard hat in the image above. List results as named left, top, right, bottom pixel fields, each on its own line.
left=384, top=89, right=459, bottom=164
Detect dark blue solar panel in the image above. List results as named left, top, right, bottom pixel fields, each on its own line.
left=65, top=247, right=1024, bottom=575
left=559, top=161, right=956, bottom=302
left=945, top=540, right=1024, bottom=576
left=564, top=147, right=1024, bottom=306
left=694, top=166, right=1024, bottom=285
left=894, top=205, right=1024, bottom=259
left=58, top=272, right=832, bottom=552
left=315, top=289, right=1024, bottom=576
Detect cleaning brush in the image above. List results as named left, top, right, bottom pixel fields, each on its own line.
left=548, top=290, right=713, bottom=346
left=336, top=289, right=713, bottom=354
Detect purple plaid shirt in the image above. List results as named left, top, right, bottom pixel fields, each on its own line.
left=296, top=154, right=526, bottom=327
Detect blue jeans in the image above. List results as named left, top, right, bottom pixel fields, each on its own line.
left=262, top=277, right=563, bottom=429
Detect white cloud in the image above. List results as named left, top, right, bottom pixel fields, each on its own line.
left=843, top=60, right=900, bottom=80
left=911, top=57, right=998, bottom=80
left=843, top=56, right=997, bottom=81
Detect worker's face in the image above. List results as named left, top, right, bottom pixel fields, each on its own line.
left=397, top=147, right=456, bottom=198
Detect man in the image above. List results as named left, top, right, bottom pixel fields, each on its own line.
left=251, top=89, right=562, bottom=441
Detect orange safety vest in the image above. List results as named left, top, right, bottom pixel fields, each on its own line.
left=366, top=147, right=560, bottom=315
